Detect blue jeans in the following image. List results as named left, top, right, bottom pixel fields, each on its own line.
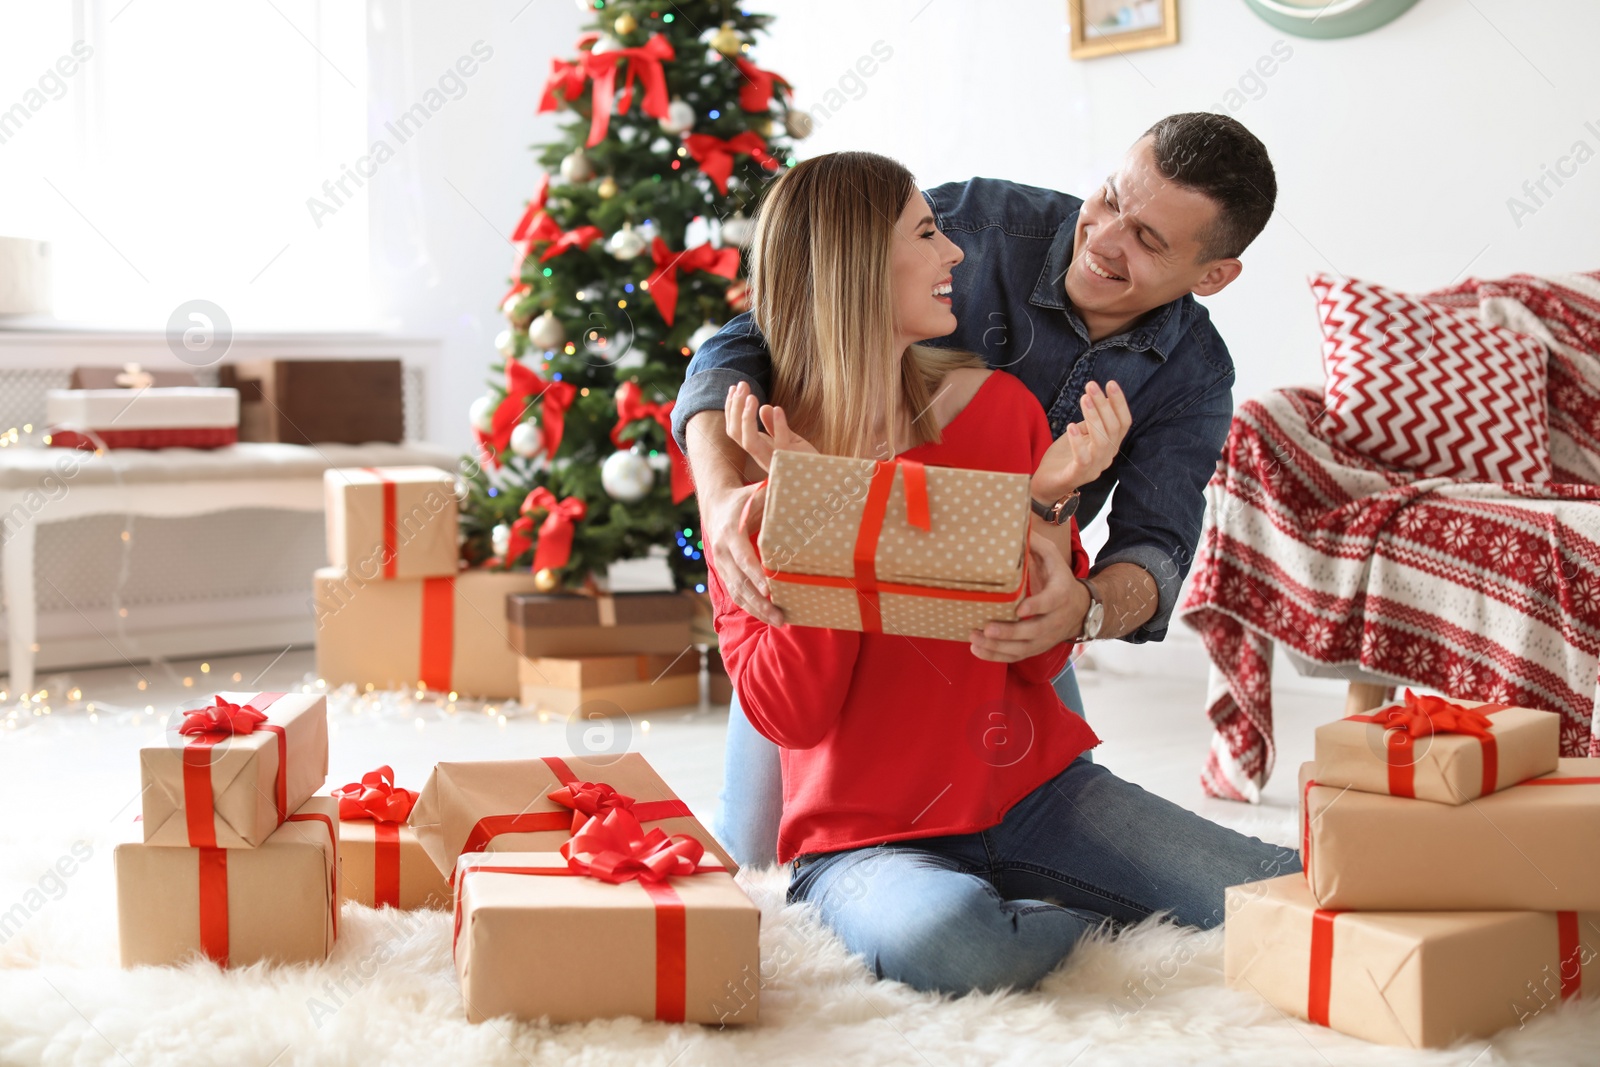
left=714, top=660, right=1088, bottom=870
left=788, top=758, right=1301, bottom=994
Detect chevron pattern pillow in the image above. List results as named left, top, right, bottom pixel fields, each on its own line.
left=1312, top=273, right=1552, bottom=484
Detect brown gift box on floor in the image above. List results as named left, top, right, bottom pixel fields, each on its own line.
left=314, top=567, right=542, bottom=698
left=324, top=466, right=459, bottom=581
left=1312, top=693, right=1560, bottom=804
left=140, top=691, right=328, bottom=849
left=505, top=591, right=695, bottom=657
left=1301, top=758, right=1600, bottom=911
left=453, top=851, right=760, bottom=1025
left=518, top=652, right=700, bottom=715
left=115, top=796, right=339, bottom=968
left=757, top=450, right=1033, bottom=643
left=1224, top=874, right=1597, bottom=1048
left=408, top=753, right=737, bottom=880
left=219, top=359, right=403, bottom=444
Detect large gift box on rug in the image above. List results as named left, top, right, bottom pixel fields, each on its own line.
left=45, top=387, right=240, bottom=450
left=334, top=766, right=450, bottom=911
left=139, top=691, right=328, bottom=849
left=505, top=591, right=696, bottom=657
left=517, top=652, right=700, bottom=715
left=1224, top=874, right=1596, bottom=1048
left=1312, top=691, right=1560, bottom=805
left=409, top=753, right=737, bottom=880
left=757, top=451, right=1033, bottom=642
left=1301, top=758, right=1600, bottom=911
left=115, top=796, right=339, bottom=968
left=324, top=466, right=459, bottom=581
left=314, top=567, right=542, bottom=698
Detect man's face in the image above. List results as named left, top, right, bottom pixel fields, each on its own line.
left=1065, top=136, right=1236, bottom=320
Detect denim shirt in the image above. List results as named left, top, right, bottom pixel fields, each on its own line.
left=670, top=177, right=1236, bottom=642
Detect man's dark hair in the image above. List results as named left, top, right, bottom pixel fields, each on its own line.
left=1142, top=112, right=1276, bottom=261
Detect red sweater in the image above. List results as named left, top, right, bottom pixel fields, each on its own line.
left=709, top=372, right=1100, bottom=864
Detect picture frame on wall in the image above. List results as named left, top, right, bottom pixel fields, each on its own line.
left=1069, top=0, right=1179, bottom=59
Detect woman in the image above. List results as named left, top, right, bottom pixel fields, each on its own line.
left=708, top=152, right=1297, bottom=995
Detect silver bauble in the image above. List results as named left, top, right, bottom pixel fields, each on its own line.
left=606, top=223, right=648, bottom=261
left=720, top=212, right=754, bottom=248
left=494, top=328, right=516, bottom=356
left=600, top=448, right=655, bottom=502
left=659, top=98, right=695, bottom=135
left=785, top=110, right=814, bottom=139
left=528, top=311, right=566, bottom=349
left=469, top=395, right=497, bottom=433
left=687, top=321, right=720, bottom=354
left=491, top=523, right=511, bottom=559
left=509, top=419, right=544, bottom=459
left=559, top=148, right=595, bottom=183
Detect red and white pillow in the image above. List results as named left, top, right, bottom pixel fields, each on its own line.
left=1312, top=273, right=1551, bottom=484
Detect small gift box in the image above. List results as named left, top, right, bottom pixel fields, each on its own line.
left=116, top=796, right=339, bottom=968
left=757, top=451, right=1033, bottom=642
left=505, top=591, right=696, bottom=657
left=46, top=387, right=240, bottom=450
left=314, top=567, right=543, bottom=698
left=1313, top=690, right=1560, bottom=804
left=324, top=466, right=459, bottom=581
left=517, top=652, right=700, bottom=715
left=453, top=817, right=759, bottom=1024
left=140, top=691, right=329, bottom=849
left=1224, top=874, right=1597, bottom=1048
left=220, top=359, right=403, bottom=445
left=334, top=766, right=450, bottom=911
left=408, top=753, right=737, bottom=882
left=1301, top=758, right=1600, bottom=911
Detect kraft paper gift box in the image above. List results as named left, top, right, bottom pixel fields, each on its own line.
left=757, top=450, right=1033, bottom=643
left=314, top=566, right=543, bottom=698
left=1312, top=691, right=1559, bottom=805
left=324, top=466, right=459, bottom=581
left=453, top=850, right=761, bottom=1025
left=334, top=766, right=450, bottom=911
left=1301, top=758, right=1600, bottom=911
left=505, top=591, right=696, bottom=657
left=1224, top=874, right=1597, bottom=1048
left=116, top=796, right=339, bottom=968
left=408, top=753, right=737, bottom=881
left=517, top=652, right=700, bottom=715
left=140, top=691, right=328, bottom=849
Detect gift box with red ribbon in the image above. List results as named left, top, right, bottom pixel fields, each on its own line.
left=1224, top=874, right=1597, bottom=1048
left=334, top=766, right=450, bottom=911
left=505, top=590, right=696, bottom=658
left=139, top=692, right=329, bottom=849
left=517, top=652, right=700, bottom=716
left=408, top=753, right=737, bottom=883
left=1301, top=758, right=1600, bottom=911
left=1313, top=690, right=1560, bottom=805
left=324, top=466, right=460, bottom=581
left=757, top=451, right=1033, bottom=643
left=116, top=795, right=339, bottom=968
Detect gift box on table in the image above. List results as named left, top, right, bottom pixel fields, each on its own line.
left=409, top=752, right=737, bottom=881
left=506, top=591, right=696, bottom=657
left=45, top=387, right=240, bottom=450
left=140, top=691, right=328, bottom=849
left=115, top=796, right=339, bottom=968
left=314, top=567, right=542, bottom=698
left=757, top=451, right=1033, bottom=643
left=324, top=466, right=459, bottom=581
left=219, top=359, right=403, bottom=445
left=334, top=766, right=449, bottom=911
left=518, top=652, right=700, bottom=715
left=1224, top=874, right=1596, bottom=1048
left=1313, top=690, right=1560, bottom=804
left=1301, top=758, right=1600, bottom=911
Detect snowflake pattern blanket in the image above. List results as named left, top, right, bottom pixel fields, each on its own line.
left=1181, top=272, right=1600, bottom=802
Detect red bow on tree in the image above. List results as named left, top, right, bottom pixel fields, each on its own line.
left=505, top=486, right=587, bottom=572
left=178, top=696, right=269, bottom=737
left=539, top=56, right=588, bottom=114
left=539, top=34, right=677, bottom=149
left=682, top=131, right=780, bottom=194
left=612, top=380, right=692, bottom=503
left=510, top=173, right=552, bottom=244
left=332, top=766, right=418, bottom=824
left=476, top=361, right=579, bottom=469
left=548, top=780, right=637, bottom=833
left=730, top=55, right=791, bottom=112
left=1360, top=690, right=1501, bottom=740
left=644, top=238, right=741, bottom=327
left=560, top=805, right=705, bottom=885
left=539, top=224, right=603, bottom=263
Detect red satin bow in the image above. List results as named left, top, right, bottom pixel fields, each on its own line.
left=332, top=765, right=418, bottom=824
left=506, top=486, right=587, bottom=572
left=539, top=56, right=588, bottom=114
left=560, top=805, right=705, bottom=885
left=539, top=34, right=676, bottom=149
left=1355, top=690, right=1498, bottom=739
left=548, top=779, right=636, bottom=833
left=539, top=224, right=603, bottom=263
left=644, top=238, right=741, bottom=327
left=682, top=131, right=780, bottom=194
left=731, top=55, right=791, bottom=112
left=510, top=173, right=551, bottom=244
left=476, top=361, right=579, bottom=468
left=612, top=381, right=692, bottom=503
left=178, top=696, right=268, bottom=737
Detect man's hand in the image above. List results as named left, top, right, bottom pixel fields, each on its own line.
left=969, top=530, right=1087, bottom=662
left=726, top=381, right=817, bottom=473
left=1033, top=380, right=1132, bottom=501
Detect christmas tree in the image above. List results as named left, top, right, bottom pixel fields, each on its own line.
left=460, top=0, right=808, bottom=596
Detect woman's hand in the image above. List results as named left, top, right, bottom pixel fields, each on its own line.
left=725, top=380, right=818, bottom=473
left=1033, top=380, right=1132, bottom=500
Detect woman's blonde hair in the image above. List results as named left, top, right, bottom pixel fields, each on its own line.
left=749, top=151, right=985, bottom=458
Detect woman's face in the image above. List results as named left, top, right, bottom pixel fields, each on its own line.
left=889, top=189, right=964, bottom=346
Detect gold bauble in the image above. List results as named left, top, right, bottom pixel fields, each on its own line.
left=535, top=568, right=560, bottom=592
left=709, top=20, right=743, bottom=57
left=750, top=116, right=772, bottom=138
left=597, top=175, right=619, bottom=199
left=613, top=12, right=637, bottom=35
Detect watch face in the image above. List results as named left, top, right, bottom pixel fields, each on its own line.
left=1084, top=600, right=1105, bottom=639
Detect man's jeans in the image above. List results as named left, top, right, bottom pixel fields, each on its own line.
left=787, top=757, right=1301, bottom=994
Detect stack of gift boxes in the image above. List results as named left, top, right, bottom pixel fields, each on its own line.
left=1225, top=691, right=1600, bottom=1047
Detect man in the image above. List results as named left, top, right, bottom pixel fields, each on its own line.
left=671, top=112, right=1277, bottom=866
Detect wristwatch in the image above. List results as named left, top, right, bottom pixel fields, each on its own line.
left=1077, top=577, right=1105, bottom=641
left=1030, top=490, right=1080, bottom=526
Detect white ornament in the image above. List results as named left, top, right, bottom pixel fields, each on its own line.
left=528, top=311, right=566, bottom=349
left=559, top=148, right=595, bottom=183
left=509, top=419, right=544, bottom=458
left=606, top=223, right=648, bottom=261
left=646, top=450, right=672, bottom=472
left=590, top=34, right=623, bottom=56
left=635, top=218, right=660, bottom=243
left=687, top=322, right=720, bottom=354
left=491, top=523, right=511, bottom=559
left=720, top=212, right=754, bottom=248
left=494, top=328, right=516, bottom=356
left=601, top=448, right=655, bottom=502
left=785, top=110, right=814, bottom=139
left=469, top=395, right=497, bottom=433
left=659, top=98, right=695, bottom=135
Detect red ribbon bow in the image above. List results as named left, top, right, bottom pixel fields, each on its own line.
left=560, top=805, right=706, bottom=885
left=730, top=55, right=791, bottom=112
left=612, top=381, right=692, bottom=503
left=510, top=173, right=551, bottom=244
left=547, top=779, right=636, bottom=833
left=476, top=361, right=579, bottom=468
left=538, top=224, right=603, bottom=263
left=538, top=56, right=589, bottom=114
left=506, top=486, right=587, bottom=573
left=332, top=765, right=418, bottom=824
left=1348, top=690, right=1510, bottom=798
left=539, top=34, right=677, bottom=149
left=178, top=696, right=269, bottom=737
left=644, top=238, right=741, bottom=327
left=682, top=131, right=780, bottom=194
